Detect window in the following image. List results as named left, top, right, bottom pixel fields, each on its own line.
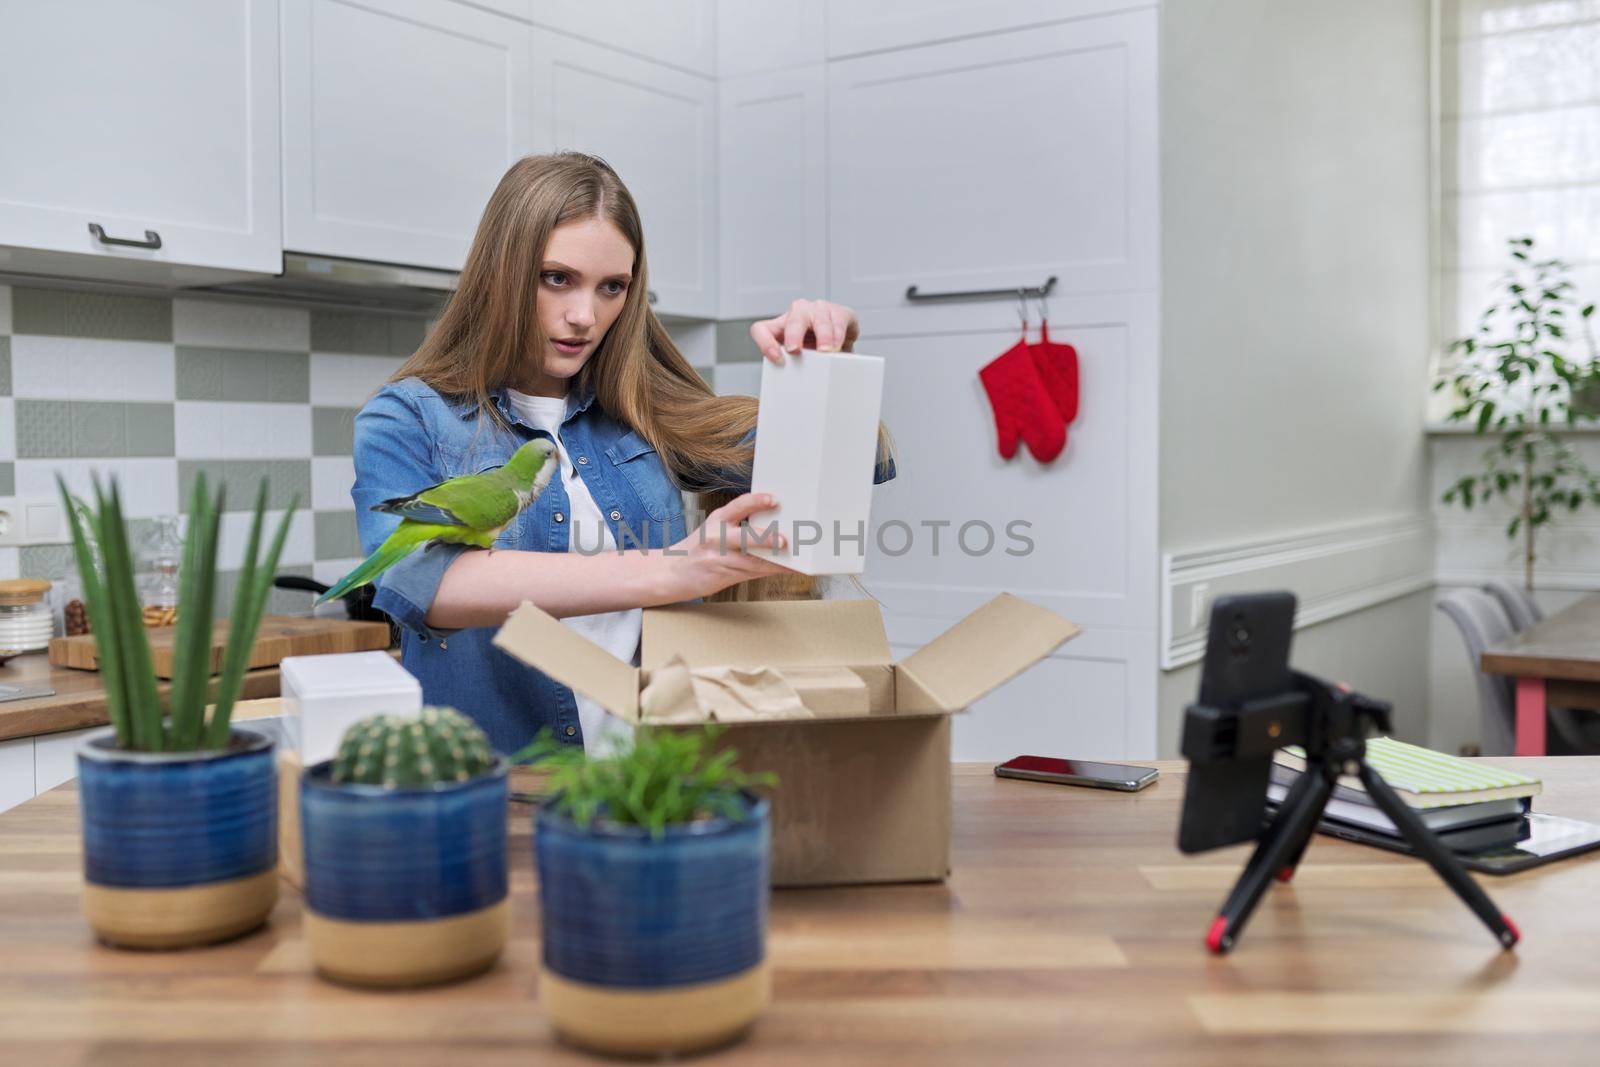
left=1439, top=0, right=1600, bottom=341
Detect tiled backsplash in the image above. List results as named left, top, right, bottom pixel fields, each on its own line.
left=0, top=283, right=422, bottom=617
left=0, top=282, right=756, bottom=619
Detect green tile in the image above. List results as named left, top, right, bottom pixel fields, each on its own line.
left=312, top=406, right=357, bottom=456
left=212, top=563, right=315, bottom=616
left=390, top=316, right=426, bottom=356
left=174, top=347, right=225, bottom=400
left=221, top=460, right=265, bottom=509
left=125, top=403, right=175, bottom=457
left=266, top=352, right=310, bottom=403
left=0, top=337, right=11, bottom=395
left=311, top=310, right=391, bottom=354
left=314, top=510, right=361, bottom=560
left=715, top=318, right=765, bottom=363
left=19, top=544, right=76, bottom=581
left=13, top=287, right=171, bottom=342
left=0, top=462, right=12, bottom=496
left=15, top=399, right=74, bottom=459
left=266, top=564, right=315, bottom=615
left=178, top=459, right=225, bottom=509
left=271, top=459, right=312, bottom=511
left=220, top=348, right=269, bottom=402
left=311, top=309, right=427, bottom=356
left=71, top=400, right=126, bottom=458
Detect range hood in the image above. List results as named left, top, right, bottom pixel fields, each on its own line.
left=201, top=252, right=457, bottom=313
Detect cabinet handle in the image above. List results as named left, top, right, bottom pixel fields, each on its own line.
left=87, top=223, right=162, bottom=250
left=904, top=275, right=1056, bottom=303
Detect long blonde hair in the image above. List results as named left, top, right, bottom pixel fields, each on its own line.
left=393, top=152, right=756, bottom=493
left=392, top=152, right=888, bottom=600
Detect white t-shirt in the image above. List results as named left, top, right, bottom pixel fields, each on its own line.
left=505, top=389, right=638, bottom=756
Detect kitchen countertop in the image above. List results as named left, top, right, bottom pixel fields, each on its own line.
left=3, top=759, right=1600, bottom=1065
left=0, top=651, right=290, bottom=743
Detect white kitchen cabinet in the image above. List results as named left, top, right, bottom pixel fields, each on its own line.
left=827, top=9, right=1158, bottom=310
left=717, top=0, right=824, bottom=78
left=282, top=0, right=531, bottom=271
left=34, top=728, right=93, bottom=795
left=527, top=0, right=717, bottom=77
left=531, top=30, right=718, bottom=318
left=718, top=67, right=827, bottom=318
left=825, top=0, right=1155, bottom=57
left=0, top=738, right=32, bottom=815
left=0, top=0, right=281, bottom=276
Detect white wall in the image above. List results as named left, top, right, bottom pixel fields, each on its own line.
left=1157, top=0, right=1436, bottom=753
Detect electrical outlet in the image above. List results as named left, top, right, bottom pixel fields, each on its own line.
left=1189, top=582, right=1211, bottom=630
left=0, top=499, right=66, bottom=547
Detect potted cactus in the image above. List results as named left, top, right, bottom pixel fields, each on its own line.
left=518, top=726, right=774, bottom=1056
left=301, top=707, right=509, bottom=987
left=63, top=473, right=297, bottom=949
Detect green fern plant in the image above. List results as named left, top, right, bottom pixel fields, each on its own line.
left=514, top=726, right=775, bottom=839
left=1434, top=235, right=1600, bottom=590
left=59, top=472, right=297, bottom=752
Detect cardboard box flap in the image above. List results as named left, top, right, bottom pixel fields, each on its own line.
left=896, top=593, right=1080, bottom=712
left=493, top=601, right=639, bottom=722
left=642, top=599, right=891, bottom=670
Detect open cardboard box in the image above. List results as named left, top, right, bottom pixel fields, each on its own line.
left=493, top=593, right=1079, bottom=887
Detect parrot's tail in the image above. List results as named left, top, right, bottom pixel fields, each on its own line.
left=315, top=526, right=430, bottom=605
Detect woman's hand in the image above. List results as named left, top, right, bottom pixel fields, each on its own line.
left=751, top=299, right=859, bottom=365
left=664, top=492, right=794, bottom=599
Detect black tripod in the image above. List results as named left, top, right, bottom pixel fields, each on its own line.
left=1206, top=674, right=1521, bottom=954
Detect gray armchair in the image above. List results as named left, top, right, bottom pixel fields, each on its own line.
left=1482, top=579, right=1543, bottom=633
left=1437, top=588, right=1600, bottom=755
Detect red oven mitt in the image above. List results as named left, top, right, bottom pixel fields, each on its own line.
left=979, top=340, right=1065, bottom=463
left=1030, top=322, right=1079, bottom=428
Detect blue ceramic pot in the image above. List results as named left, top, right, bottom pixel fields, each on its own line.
left=300, top=759, right=509, bottom=987
left=76, top=727, right=278, bottom=949
left=535, top=793, right=771, bottom=1055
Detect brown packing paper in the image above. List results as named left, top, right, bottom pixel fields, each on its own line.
left=640, top=660, right=875, bottom=722
left=641, top=657, right=814, bottom=723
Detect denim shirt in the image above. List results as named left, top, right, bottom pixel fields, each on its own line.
left=351, top=375, right=895, bottom=755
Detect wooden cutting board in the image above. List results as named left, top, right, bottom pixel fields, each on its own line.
left=47, top=615, right=392, bottom=678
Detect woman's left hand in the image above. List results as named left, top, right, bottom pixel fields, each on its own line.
left=751, top=299, right=859, bottom=365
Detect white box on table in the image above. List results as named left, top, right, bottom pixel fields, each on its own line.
left=278, top=650, right=421, bottom=766
left=746, top=347, right=886, bottom=576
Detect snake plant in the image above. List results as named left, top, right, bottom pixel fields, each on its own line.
left=58, top=472, right=297, bottom=752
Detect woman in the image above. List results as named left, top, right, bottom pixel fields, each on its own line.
left=352, top=152, right=894, bottom=754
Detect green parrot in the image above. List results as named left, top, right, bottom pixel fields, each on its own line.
left=317, top=438, right=559, bottom=605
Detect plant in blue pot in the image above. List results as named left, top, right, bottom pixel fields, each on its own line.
left=301, top=708, right=510, bottom=987
left=62, top=473, right=296, bottom=949
left=518, top=726, right=775, bottom=1056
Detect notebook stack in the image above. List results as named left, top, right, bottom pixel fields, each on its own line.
left=1267, top=737, right=1542, bottom=854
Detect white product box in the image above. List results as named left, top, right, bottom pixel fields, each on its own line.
left=278, top=651, right=422, bottom=766
left=746, top=348, right=887, bottom=575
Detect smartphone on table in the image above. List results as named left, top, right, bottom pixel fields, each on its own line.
left=994, top=755, right=1159, bottom=792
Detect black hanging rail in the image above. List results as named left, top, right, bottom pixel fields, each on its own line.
left=904, top=275, right=1057, bottom=303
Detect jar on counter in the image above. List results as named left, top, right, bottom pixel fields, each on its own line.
left=0, top=579, right=54, bottom=654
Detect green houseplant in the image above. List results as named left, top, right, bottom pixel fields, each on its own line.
left=1435, top=235, right=1600, bottom=590
left=519, top=726, right=775, bottom=1056
left=65, top=472, right=297, bottom=948
left=300, top=708, right=511, bottom=988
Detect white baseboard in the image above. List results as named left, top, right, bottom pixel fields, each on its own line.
left=1161, top=515, right=1435, bottom=670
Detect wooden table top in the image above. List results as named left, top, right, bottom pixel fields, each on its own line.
left=1481, top=592, right=1600, bottom=682
left=0, top=650, right=287, bottom=743
left=4, top=759, right=1600, bottom=1065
